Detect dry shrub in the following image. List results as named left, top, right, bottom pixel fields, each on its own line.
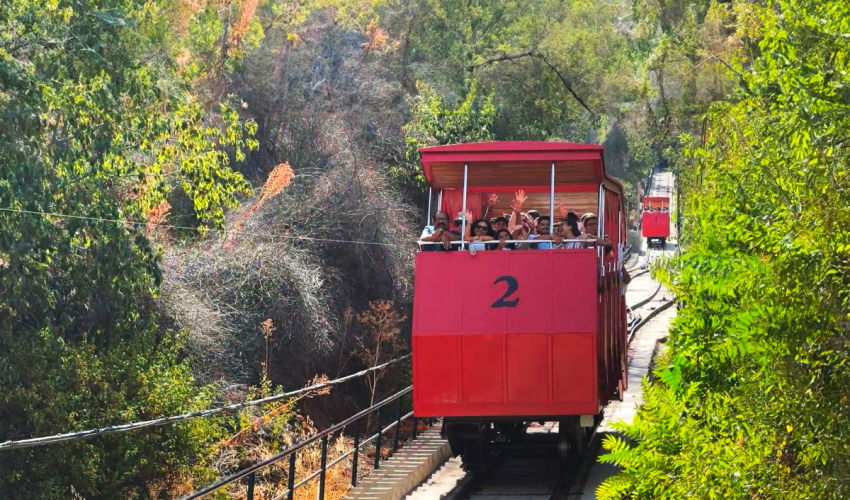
left=161, top=138, right=415, bottom=395
left=353, top=301, right=407, bottom=406
left=210, top=408, right=432, bottom=500
left=203, top=401, right=370, bottom=500
left=225, top=162, right=294, bottom=250
left=159, top=8, right=418, bottom=446
left=163, top=230, right=338, bottom=387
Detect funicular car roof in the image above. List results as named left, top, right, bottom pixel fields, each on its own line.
left=419, top=141, right=622, bottom=194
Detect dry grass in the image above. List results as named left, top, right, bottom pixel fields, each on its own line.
left=202, top=407, right=432, bottom=500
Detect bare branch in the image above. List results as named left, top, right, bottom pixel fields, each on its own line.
left=468, top=50, right=538, bottom=71
left=539, top=55, right=595, bottom=116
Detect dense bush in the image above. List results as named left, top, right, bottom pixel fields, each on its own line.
left=598, top=1, right=850, bottom=498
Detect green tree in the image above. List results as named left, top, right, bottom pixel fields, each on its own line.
left=598, top=0, right=850, bottom=497
left=0, top=0, right=257, bottom=496
left=395, top=80, right=496, bottom=189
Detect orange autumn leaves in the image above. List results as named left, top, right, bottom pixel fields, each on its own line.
left=224, top=161, right=294, bottom=249
left=142, top=162, right=293, bottom=245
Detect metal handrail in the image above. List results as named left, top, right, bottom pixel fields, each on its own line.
left=181, top=386, right=422, bottom=500
left=273, top=410, right=416, bottom=498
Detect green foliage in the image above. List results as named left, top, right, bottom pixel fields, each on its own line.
left=0, top=0, right=258, bottom=495
left=395, top=80, right=495, bottom=189
left=599, top=0, right=850, bottom=497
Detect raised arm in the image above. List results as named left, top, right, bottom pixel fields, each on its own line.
left=508, top=190, right=527, bottom=234
left=481, top=194, right=498, bottom=221
left=558, top=204, right=568, bottom=220
left=460, top=210, right=474, bottom=240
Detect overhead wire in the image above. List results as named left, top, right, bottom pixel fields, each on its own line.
left=0, top=206, right=398, bottom=247
left=0, top=354, right=411, bottom=451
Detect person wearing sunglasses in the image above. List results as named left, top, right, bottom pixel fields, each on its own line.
left=460, top=210, right=495, bottom=251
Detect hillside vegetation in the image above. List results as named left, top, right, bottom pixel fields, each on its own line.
left=2, top=0, right=846, bottom=498
left=598, top=1, right=850, bottom=498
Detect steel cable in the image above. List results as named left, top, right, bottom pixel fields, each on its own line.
left=0, top=355, right=411, bottom=451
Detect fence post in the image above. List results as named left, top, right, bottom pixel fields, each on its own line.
left=351, top=420, right=360, bottom=487
left=374, top=407, right=383, bottom=470
left=412, top=417, right=418, bottom=440
left=287, top=452, right=296, bottom=500
left=392, top=397, right=402, bottom=453
left=318, top=435, right=328, bottom=500
left=247, top=472, right=255, bottom=500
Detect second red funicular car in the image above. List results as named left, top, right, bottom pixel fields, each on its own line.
left=640, top=196, right=671, bottom=249
left=411, top=141, right=629, bottom=470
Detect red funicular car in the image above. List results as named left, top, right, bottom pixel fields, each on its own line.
left=411, top=142, right=629, bottom=470
left=640, top=196, right=670, bottom=248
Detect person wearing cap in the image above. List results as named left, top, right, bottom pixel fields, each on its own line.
left=492, top=216, right=509, bottom=233
left=580, top=213, right=612, bottom=253
left=452, top=214, right=463, bottom=231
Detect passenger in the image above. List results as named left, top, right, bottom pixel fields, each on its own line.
left=419, top=211, right=461, bottom=251
left=507, top=190, right=532, bottom=240
left=526, top=210, right=539, bottom=233
left=492, top=216, right=509, bottom=233
left=494, top=229, right=514, bottom=251
left=580, top=213, right=612, bottom=253
left=460, top=210, right=495, bottom=251
left=521, top=213, right=534, bottom=234
left=452, top=214, right=463, bottom=230
left=558, top=205, right=582, bottom=234
left=553, top=218, right=582, bottom=249
left=527, top=215, right=554, bottom=249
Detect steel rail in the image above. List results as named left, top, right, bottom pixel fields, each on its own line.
left=629, top=297, right=676, bottom=345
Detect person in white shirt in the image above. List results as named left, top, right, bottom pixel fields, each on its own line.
left=419, top=211, right=461, bottom=251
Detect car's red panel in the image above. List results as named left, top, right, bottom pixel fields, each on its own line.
left=641, top=212, right=671, bottom=238
left=412, top=250, right=601, bottom=417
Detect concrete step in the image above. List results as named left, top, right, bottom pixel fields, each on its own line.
left=343, top=425, right=451, bottom=500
